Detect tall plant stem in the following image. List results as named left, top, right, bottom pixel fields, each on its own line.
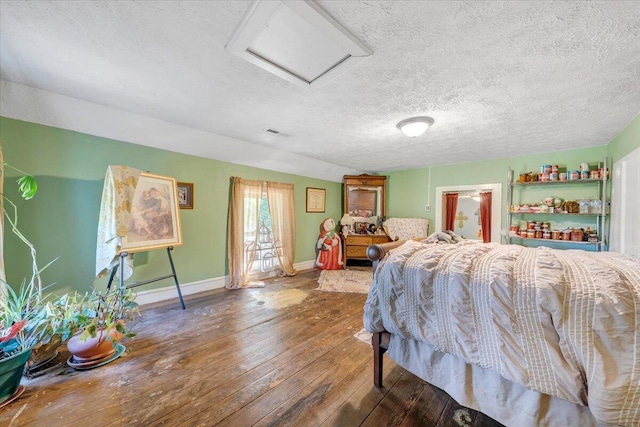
left=2, top=196, right=42, bottom=301
left=2, top=162, right=31, bottom=178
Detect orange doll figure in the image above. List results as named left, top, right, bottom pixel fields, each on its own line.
left=315, top=218, right=344, bottom=270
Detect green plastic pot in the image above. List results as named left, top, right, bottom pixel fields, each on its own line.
left=0, top=347, right=32, bottom=404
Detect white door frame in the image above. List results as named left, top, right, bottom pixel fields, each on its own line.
left=610, top=147, right=640, bottom=256
left=435, top=183, right=502, bottom=243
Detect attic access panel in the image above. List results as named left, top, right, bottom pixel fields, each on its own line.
left=226, top=0, right=372, bottom=88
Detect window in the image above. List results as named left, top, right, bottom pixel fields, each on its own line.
left=227, top=177, right=296, bottom=289
left=245, top=190, right=282, bottom=274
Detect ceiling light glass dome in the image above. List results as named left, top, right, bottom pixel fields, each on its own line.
left=397, top=117, right=435, bottom=137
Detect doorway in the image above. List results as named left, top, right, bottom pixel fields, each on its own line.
left=435, top=183, right=502, bottom=243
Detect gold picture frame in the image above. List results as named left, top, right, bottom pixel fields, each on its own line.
left=120, top=172, right=183, bottom=253
left=306, top=187, right=326, bottom=213
left=177, top=182, right=194, bottom=209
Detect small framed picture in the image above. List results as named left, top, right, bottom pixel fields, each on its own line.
left=306, top=187, right=326, bottom=213
left=177, top=182, right=194, bottom=209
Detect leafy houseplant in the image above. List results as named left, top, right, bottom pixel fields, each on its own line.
left=0, top=163, right=55, bottom=403
left=54, top=286, right=139, bottom=361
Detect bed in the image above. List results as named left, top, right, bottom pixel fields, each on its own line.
left=364, top=239, right=640, bottom=427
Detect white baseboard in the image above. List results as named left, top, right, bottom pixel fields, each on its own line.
left=136, top=259, right=317, bottom=306
left=135, top=276, right=227, bottom=306
left=295, top=260, right=316, bottom=271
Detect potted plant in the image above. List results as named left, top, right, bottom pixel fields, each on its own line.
left=0, top=283, right=53, bottom=403
left=55, top=286, right=139, bottom=365
left=1, top=163, right=57, bottom=404
left=1, top=160, right=139, bottom=388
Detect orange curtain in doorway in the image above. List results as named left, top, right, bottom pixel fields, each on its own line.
left=445, top=193, right=458, bottom=231
left=480, top=192, right=492, bottom=243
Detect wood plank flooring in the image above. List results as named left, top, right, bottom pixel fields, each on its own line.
left=1, top=268, right=504, bottom=427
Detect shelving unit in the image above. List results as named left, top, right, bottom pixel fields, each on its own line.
left=506, top=157, right=608, bottom=251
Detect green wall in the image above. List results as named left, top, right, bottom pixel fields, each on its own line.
left=387, top=145, right=608, bottom=223
left=607, top=112, right=640, bottom=165
left=1, top=117, right=342, bottom=295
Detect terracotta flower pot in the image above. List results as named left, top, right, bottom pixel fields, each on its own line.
left=0, top=348, right=32, bottom=404
left=67, top=328, right=123, bottom=362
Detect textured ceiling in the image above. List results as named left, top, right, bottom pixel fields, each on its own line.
left=1, top=1, right=639, bottom=174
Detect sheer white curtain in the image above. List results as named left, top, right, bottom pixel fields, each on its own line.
left=226, top=177, right=264, bottom=289
left=266, top=181, right=297, bottom=276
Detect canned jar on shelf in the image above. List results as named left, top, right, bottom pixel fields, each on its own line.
left=571, top=228, right=584, bottom=242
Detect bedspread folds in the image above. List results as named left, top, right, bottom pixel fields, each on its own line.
left=363, top=240, right=640, bottom=427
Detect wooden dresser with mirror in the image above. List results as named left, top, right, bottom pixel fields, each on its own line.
left=342, top=174, right=390, bottom=265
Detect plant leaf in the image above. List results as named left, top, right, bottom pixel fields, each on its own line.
left=16, top=175, right=38, bottom=200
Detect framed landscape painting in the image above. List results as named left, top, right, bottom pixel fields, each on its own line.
left=120, top=172, right=183, bottom=253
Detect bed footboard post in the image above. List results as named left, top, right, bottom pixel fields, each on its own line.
left=373, top=332, right=386, bottom=388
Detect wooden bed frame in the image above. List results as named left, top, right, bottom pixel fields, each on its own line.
left=367, top=239, right=407, bottom=388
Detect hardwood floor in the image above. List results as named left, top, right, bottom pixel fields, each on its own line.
left=1, top=269, right=504, bottom=427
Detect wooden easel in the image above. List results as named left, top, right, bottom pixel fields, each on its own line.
left=106, top=246, right=185, bottom=309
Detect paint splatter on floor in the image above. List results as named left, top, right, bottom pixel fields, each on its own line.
left=453, top=408, right=472, bottom=426
left=251, top=288, right=309, bottom=309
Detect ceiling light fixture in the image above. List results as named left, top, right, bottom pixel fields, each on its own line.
left=397, top=116, right=434, bottom=137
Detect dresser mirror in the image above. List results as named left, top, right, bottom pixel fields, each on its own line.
left=343, top=175, right=387, bottom=226
left=346, top=186, right=383, bottom=217
left=342, top=174, right=388, bottom=264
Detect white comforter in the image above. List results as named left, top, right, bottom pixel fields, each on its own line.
left=363, top=240, right=640, bottom=427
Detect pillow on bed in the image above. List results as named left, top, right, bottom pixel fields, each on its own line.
left=423, top=230, right=464, bottom=244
